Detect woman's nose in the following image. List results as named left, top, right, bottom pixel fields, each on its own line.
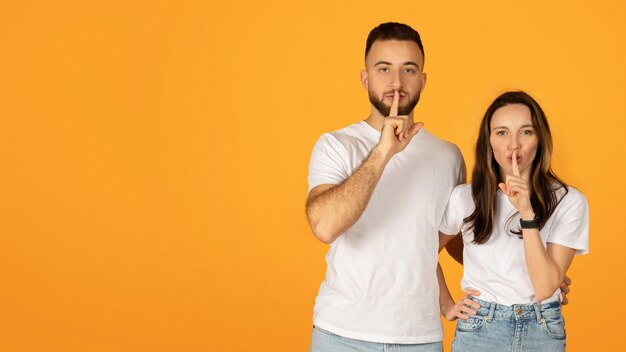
left=508, top=142, right=520, bottom=150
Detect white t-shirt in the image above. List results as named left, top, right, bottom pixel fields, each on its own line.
left=308, top=121, right=465, bottom=344
left=439, top=183, right=589, bottom=306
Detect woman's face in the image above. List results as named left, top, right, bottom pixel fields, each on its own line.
left=489, top=103, right=539, bottom=181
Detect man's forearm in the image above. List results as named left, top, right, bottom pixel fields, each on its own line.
left=306, top=146, right=391, bottom=244
left=437, top=262, right=455, bottom=314
left=445, top=234, right=464, bottom=265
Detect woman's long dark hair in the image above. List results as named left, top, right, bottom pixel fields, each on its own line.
left=464, top=91, right=568, bottom=244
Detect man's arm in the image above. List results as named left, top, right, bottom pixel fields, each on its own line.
left=560, top=275, right=571, bottom=305
left=306, top=91, right=422, bottom=244
left=437, top=233, right=457, bottom=318
left=437, top=262, right=456, bottom=320
left=445, top=233, right=464, bottom=265
left=306, top=147, right=391, bottom=244
left=438, top=232, right=480, bottom=320
left=444, top=149, right=466, bottom=264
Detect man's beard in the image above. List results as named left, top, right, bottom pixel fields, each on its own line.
left=368, top=90, right=420, bottom=116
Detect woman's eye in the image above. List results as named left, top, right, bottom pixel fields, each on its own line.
left=522, top=130, right=534, bottom=135
left=497, top=130, right=507, bottom=136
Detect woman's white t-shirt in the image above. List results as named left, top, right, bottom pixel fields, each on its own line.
left=440, top=184, right=589, bottom=305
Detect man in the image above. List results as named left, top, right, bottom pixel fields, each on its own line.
left=306, top=22, right=465, bottom=351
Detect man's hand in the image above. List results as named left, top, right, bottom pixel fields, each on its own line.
left=377, top=91, right=423, bottom=158
left=560, top=275, right=571, bottom=305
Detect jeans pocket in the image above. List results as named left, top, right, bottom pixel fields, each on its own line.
left=456, top=316, right=485, bottom=332
left=541, top=315, right=566, bottom=340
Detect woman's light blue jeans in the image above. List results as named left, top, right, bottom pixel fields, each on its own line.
left=452, top=297, right=566, bottom=352
left=310, top=325, right=443, bottom=352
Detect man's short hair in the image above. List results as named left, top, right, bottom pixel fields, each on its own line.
left=365, top=22, right=424, bottom=61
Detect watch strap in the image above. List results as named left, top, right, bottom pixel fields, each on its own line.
left=519, top=216, right=540, bottom=229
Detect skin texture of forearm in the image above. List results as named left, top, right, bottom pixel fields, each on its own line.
left=437, top=262, right=455, bottom=315
left=306, top=146, right=391, bottom=244
left=522, top=229, right=563, bottom=301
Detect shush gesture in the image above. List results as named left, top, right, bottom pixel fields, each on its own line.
left=498, top=150, right=534, bottom=218
left=378, top=90, right=424, bottom=157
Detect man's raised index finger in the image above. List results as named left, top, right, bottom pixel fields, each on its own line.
left=389, top=90, right=399, bottom=117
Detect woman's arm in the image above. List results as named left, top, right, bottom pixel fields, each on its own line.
left=437, top=262, right=481, bottom=320
left=500, top=151, right=578, bottom=301
left=522, top=229, right=576, bottom=301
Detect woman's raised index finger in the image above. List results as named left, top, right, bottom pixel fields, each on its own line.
left=512, top=150, right=520, bottom=177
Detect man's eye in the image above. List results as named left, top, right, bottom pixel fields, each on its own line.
left=404, top=68, right=416, bottom=74
left=378, top=67, right=389, bottom=73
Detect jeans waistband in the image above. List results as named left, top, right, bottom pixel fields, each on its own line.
left=469, top=297, right=562, bottom=323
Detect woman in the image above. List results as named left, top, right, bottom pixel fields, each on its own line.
left=438, top=91, right=589, bottom=351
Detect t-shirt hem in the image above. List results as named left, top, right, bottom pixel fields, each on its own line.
left=462, top=288, right=561, bottom=306
left=308, top=181, right=340, bottom=194
left=313, top=320, right=443, bottom=344
left=439, top=225, right=459, bottom=236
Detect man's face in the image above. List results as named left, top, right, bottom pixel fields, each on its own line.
left=361, top=40, right=426, bottom=117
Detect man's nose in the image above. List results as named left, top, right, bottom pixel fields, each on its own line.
left=390, top=70, right=402, bottom=90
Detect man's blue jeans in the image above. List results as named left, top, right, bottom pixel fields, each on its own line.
left=310, top=325, right=443, bottom=352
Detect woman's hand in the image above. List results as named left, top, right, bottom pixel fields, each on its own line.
left=441, top=289, right=481, bottom=321
left=498, top=150, right=534, bottom=218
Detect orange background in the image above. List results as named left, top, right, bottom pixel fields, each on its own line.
left=1, top=1, right=624, bottom=351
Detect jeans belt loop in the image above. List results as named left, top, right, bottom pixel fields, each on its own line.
left=533, top=303, right=544, bottom=323
left=485, top=301, right=496, bottom=322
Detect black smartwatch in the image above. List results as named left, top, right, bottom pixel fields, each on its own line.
left=519, top=216, right=540, bottom=229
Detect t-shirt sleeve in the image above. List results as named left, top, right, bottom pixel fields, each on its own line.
left=307, top=133, right=350, bottom=193
left=456, top=148, right=467, bottom=185
left=439, top=186, right=467, bottom=236
left=547, top=191, right=590, bottom=255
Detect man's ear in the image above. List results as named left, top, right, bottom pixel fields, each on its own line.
left=419, top=72, right=427, bottom=94
left=360, top=70, right=369, bottom=90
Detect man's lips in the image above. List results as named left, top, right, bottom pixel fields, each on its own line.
left=384, top=92, right=407, bottom=100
